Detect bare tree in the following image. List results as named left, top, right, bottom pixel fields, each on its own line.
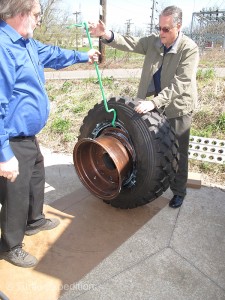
left=34, top=0, right=79, bottom=47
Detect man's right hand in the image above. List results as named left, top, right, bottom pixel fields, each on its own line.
left=88, top=20, right=112, bottom=40
left=0, top=156, right=19, bottom=182
left=87, top=48, right=101, bottom=64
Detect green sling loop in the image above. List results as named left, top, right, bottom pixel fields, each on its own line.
left=67, top=21, right=117, bottom=127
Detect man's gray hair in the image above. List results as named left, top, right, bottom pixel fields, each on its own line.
left=0, top=0, right=37, bottom=20
left=160, top=6, right=182, bottom=26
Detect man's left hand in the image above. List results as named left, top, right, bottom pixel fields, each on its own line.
left=135, top=100, right=155, bottom=114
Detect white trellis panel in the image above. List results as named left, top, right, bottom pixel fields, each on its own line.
left=189, top=136, right=225, bottom=164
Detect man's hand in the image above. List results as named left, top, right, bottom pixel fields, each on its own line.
left=88, top=20, right=106, bottom=36
left=0, top=156, right=19, bottom=182
left=87, top=49, right=101, bottom=64
left=88, top=20, right=112, bottom=40
left=135, top=100, right=156, bottom=114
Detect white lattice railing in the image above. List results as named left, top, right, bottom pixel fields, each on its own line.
left=189, top=136, right=225, bottom=164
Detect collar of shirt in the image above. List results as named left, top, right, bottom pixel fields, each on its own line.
left=164, top=45, right=172, bottom=54
left=155, top=31, right=183, bottom=54
left=164, top=32, right=183, bottom=54
left=0, top=20, right=24, bottom=43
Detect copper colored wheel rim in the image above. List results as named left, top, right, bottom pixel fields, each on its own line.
left=73, top=128, right=134, bottom=200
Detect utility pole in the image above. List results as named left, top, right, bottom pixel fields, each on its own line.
left=99, top=0, right=107, bottom=63
left=125, top=19, right=133, bottom=35
left=73, top=11, right=81, bottom=50
left=149, top=0, right=158, bottom=34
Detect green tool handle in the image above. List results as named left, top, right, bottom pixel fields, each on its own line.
left=68, top=22, right=117, bottom=127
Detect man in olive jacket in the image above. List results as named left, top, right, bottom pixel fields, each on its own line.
left=89, top=5, right=199, bottom=208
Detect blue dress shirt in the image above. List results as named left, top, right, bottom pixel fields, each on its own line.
left=0, top=20, right=89, bottom=162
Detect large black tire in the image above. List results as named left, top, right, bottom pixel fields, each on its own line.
left=75, top=96, right=179, bottom=209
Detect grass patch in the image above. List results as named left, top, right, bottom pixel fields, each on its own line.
left=51, top=118, right=71, bottom=134
left=197, top=68, right=215, bottom=80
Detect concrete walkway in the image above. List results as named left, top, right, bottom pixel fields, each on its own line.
left=44, top=68, right=142, bottom=80
left=0, top=147, right=224, bottom=300
left=46, top=148, right=225, bottom=300
left=44, top=67, right=225, bottom=80
left=45, top=147, right=225, bottom=300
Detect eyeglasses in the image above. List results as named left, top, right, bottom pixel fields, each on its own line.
left=30, top=11, right=42, bottom=22
left=155, top=26, right=175, bottom=33
left=33, top=12, right=42, bottom=20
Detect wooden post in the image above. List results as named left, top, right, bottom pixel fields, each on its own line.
left=99, top=0, right=107, bottom=63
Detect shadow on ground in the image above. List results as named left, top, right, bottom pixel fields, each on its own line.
left=0, top=163, right=169, bottom=300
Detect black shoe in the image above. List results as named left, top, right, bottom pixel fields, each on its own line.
left=0, top=247, right=38, bottom=268
left=169, top=195, right=184, bottom=208
left=25, top=218, right=60, bottom=236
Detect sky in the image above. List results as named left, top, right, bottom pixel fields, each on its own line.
left=61, top=0, right=224, bottom=30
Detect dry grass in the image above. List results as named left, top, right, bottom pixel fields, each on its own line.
left=199, top=49, right=225, bottom=68
left=38, top=77, right=139, bottom=152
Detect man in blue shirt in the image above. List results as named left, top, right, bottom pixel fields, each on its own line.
left=0, top=0, right=100, bottom=268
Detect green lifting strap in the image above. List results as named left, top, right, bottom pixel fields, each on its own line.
left=67, top=21, right=117, bottom=127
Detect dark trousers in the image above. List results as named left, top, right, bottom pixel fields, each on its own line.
left=0, top=137, right=45, bottom=251
left=168, top=113, right=192, bottom=197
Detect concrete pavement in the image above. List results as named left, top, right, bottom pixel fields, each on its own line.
left=44, top=68, right=142, bottom=80
left=46, top=147, right=225, bottom=300
left=0, top=146, right=224, bottom=300
left=46, top=146, right=225, bottom=300
left=44, top=67, right=225, bottom=80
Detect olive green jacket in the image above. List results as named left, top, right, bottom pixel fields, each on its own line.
left=103, top=32, right=199, bottom=119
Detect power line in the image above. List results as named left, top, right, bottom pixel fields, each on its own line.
left=125, top=19, right=134, bottom=35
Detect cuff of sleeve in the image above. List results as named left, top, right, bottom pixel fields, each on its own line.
left=103, top=31, right=114, bottom=43
left=0, top=144, right=15, bottom=162
left=152, top=97, right=161, bottom=108
left=74, top=51, right=89, bottom=63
